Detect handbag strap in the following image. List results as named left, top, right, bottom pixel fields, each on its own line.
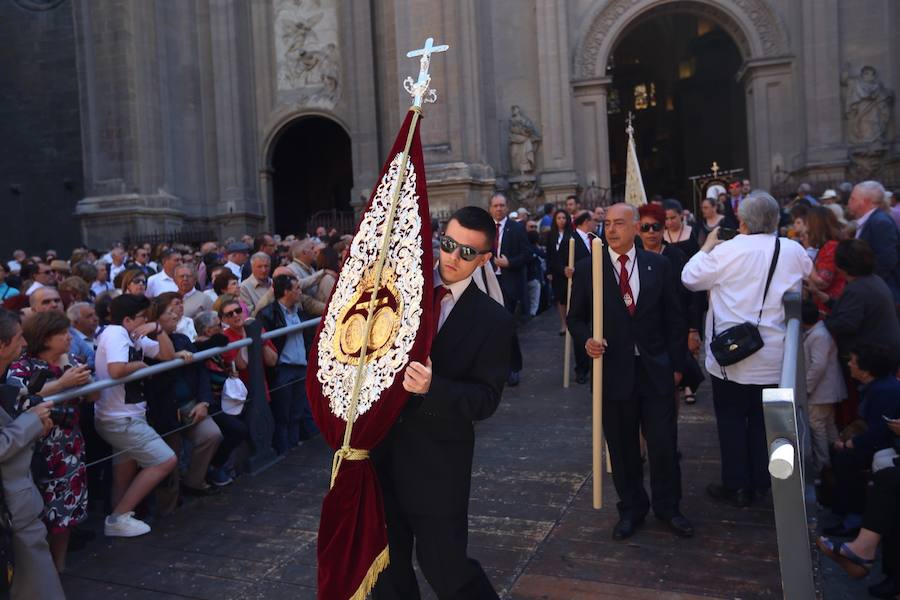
left=711, top=236, right=781, bottom=336
left=757, top=237, right=780, bottom=325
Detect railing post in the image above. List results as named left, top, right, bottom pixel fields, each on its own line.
left=761, top=291, right=816, bottom=600
left=242, top=318, right=280, bottom=474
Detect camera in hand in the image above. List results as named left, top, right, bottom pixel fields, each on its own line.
left=719, top=227, right=738, bottom=241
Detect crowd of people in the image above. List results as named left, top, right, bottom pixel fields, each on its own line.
left=0, top=228, right=351, bottom=596
left=0, top=177, right=898, bottom=597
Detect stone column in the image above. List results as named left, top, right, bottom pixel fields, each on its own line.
left=800, top=0, right=846, bottom=168
left=73, top=0, right=184, bottom=248
left=535, top=0, right=577, bottom=203
left=740, top=58, right=796, bottom=191
left=572, top=77, right=612, bottom=198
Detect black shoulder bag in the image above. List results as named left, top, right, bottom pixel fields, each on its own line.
left=709, top=237, right=780, bottom=368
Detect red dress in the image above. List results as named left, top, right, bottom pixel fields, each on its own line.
left=814, top=240, right=846, bottom=315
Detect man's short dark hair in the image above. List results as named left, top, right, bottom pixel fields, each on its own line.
left=573, top=211, right=593, bottom=227
left=0, top=308, right=21, bottom=346
left=835, top=239, right=875, bottom=277
left=851, top=343, right=899, bottom=378
left=109, top=294, right=151, bottom=325
left=159, top=248, right=180, bottom=262
left=273, top=274, right=298, bottom=300
left=253, top=233, right=273, bottom=253
left=800, top=298, right=819, bottom=326
left=448, top=206, right=496, bottom=251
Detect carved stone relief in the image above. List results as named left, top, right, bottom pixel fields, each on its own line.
left=842, top=64, right=894, bottom=146
left=275, top=0, right=340, bottom=107
left=508, top=105, right=542, bottom=175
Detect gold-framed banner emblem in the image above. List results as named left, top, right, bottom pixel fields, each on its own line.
left=334, top=267, right=403, bottom=365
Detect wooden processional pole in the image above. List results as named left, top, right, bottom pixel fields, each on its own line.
left=562, top=238, right=575, bottom=388
left=591, top=237, right=604, bottom=509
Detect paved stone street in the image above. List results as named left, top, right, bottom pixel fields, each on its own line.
left=62, top=311, right=787, bottom=599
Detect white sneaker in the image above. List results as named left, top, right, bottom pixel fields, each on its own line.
left=104, top=512, right=151, bottom=538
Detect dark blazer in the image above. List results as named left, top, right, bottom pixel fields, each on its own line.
left=567, top=248, right=686, bottom=399
left=824, top=274, right=900, bottom=356
left=721, top=196, right=740, bottom=229
left=852, top=376, right=900, bottom=458
left=375, top=280, right=514, bottom=517
left=256, top=300, right=315, bottom=358
left=494, top=219, right=529, bottom=302
left=858, top=209, right=900, bottom=301
left=661, top=244, right=703, bottom=331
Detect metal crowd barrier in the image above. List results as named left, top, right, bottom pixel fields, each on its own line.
left=41, top=316, right=321, bottom=475
left=762, top=291, right=816, bottom=599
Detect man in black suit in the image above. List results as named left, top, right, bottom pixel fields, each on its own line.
left=489, top=192, right=528, bottom=385
left=567, top=203, right=694, bottom=541
left=373, top=206, right=514, bottom=600
left=565, top=210, right=597, bottom=384
left=849, top=181, right=900, bottom=303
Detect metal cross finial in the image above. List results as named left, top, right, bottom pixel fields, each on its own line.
left=711, top=161, right=720, bottom=176
left=404, top=37, right=449, bottom=108
left=625, top=111, right=635, bottom=136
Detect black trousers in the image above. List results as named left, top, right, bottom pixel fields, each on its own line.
left=862, top=466, right=900, bottom=578
left=604, top=358, right=682, bottom=519
left=372, top=470, right=498, bottom=600
left=210, top=412, right=248, bottom=468
left=498, top=277, right=523, bottom=373
left=710, top=376, right=773, bottom=492
left=830, top=447, right=870, bottom=516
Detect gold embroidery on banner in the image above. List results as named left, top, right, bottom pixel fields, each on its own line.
left=333, top=266, right=403, bottom=365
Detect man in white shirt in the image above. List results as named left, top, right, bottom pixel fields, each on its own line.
left=109, top=247, right=127, bottom=284
left=67, top=302, right=98, bottom=370
left=682, top=191, right=812, bottom=508
left=223, top=242, right=251, bottom=281
left=7, top=249, right=25, bottom=275
left=25, top=263, right=54, bottom=296
left=145, top=249, right=182, bottom=298
left=94, top=294, right=176, bottom=537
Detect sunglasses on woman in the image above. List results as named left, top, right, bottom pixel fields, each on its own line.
left=132, top=279, right=146, bottom=285
left=221, top=308, right=242, bottom=318
left=439, top=235, right=489, bottom=262
left=640, top=223, right=663, bottom=232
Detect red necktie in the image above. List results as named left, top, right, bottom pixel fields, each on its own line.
left=618, top=254, right=636, bottom=316
left=494, top=222, right=501, bottom=256
left=433, top=286, right=450, bottom=335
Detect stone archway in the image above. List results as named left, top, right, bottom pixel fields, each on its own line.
left=262, top=114, right=354, bottom=237
left=571, top=0, right=793, bottom=195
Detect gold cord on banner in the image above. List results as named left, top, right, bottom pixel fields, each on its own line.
left=329, top=107, right=423, bottom=490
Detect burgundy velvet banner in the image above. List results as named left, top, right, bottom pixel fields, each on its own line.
left=307, top=109, right=434, bottom=600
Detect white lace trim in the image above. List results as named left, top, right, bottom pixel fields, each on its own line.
left=317, top=152, right=424, bottom=422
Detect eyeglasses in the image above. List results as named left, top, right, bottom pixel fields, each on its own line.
left=439, top=235, right=489, bottom=262
left=221, top=308, right=242, bottom=318
left=132, top=279, right=146, bottom=285
left=640, top=223, right=664, bottom=232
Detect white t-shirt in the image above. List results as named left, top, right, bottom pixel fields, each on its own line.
left=94, top=324, right=160, bottom=421
left=146, top=271, right=178, bottom=298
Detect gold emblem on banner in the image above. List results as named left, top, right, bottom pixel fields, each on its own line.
left=333, top=267, right=403, bottom=365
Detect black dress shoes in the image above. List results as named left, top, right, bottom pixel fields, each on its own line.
left=660, top=514, right=694, bottom=538
left=612, top=516, right=644, bottom=541
left=507, top=371, right=520, bottom=387
left=869, top=576, right=899, bottom=599
left=706, top=483, right=753, bottom=508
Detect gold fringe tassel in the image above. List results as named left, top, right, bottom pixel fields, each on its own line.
left=348, top=545, right=389, bottom=600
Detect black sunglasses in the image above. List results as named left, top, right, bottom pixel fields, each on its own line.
left=439, top=235, right=489, bottom=262
left=640, top=223, right=663, bottom=232
left=222, top=308, right=242, bottom=318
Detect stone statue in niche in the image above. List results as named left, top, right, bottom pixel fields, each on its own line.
left=508, top=105, right=541, bottom=175
left=842, top=64, right=894, bottom=145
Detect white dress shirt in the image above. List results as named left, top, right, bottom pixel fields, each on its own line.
left=109, top=262, right=126, bottom=283
left=224, top=261, right=243, bottom=281
left=434, top=270, right=473, bottom=332
left=607, top=245, right=640, bottom=306
left=493, top=217, right=507, bottom=275
left=146, top=270, right=178, bottom=298
left=854, top=207, right=877, bottom=239
left=25, top=281, right=45, bottom=296
left=682, top=233, right=813, bottom=384
left=576, top=229, right=593, bottom=254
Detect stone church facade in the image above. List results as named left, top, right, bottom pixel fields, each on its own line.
left=2, top=0, right=898, bottom=251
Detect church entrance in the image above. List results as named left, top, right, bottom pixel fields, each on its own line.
left=269, top=116, right=353, bottom=236
left=606, top=12, right=748, bottom=205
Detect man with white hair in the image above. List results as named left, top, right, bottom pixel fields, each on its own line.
left=848, top=180, right=900, bottom=301
left=239, top=252, right=272, bottom=315
left=683, top=191, right=812, bottom=508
